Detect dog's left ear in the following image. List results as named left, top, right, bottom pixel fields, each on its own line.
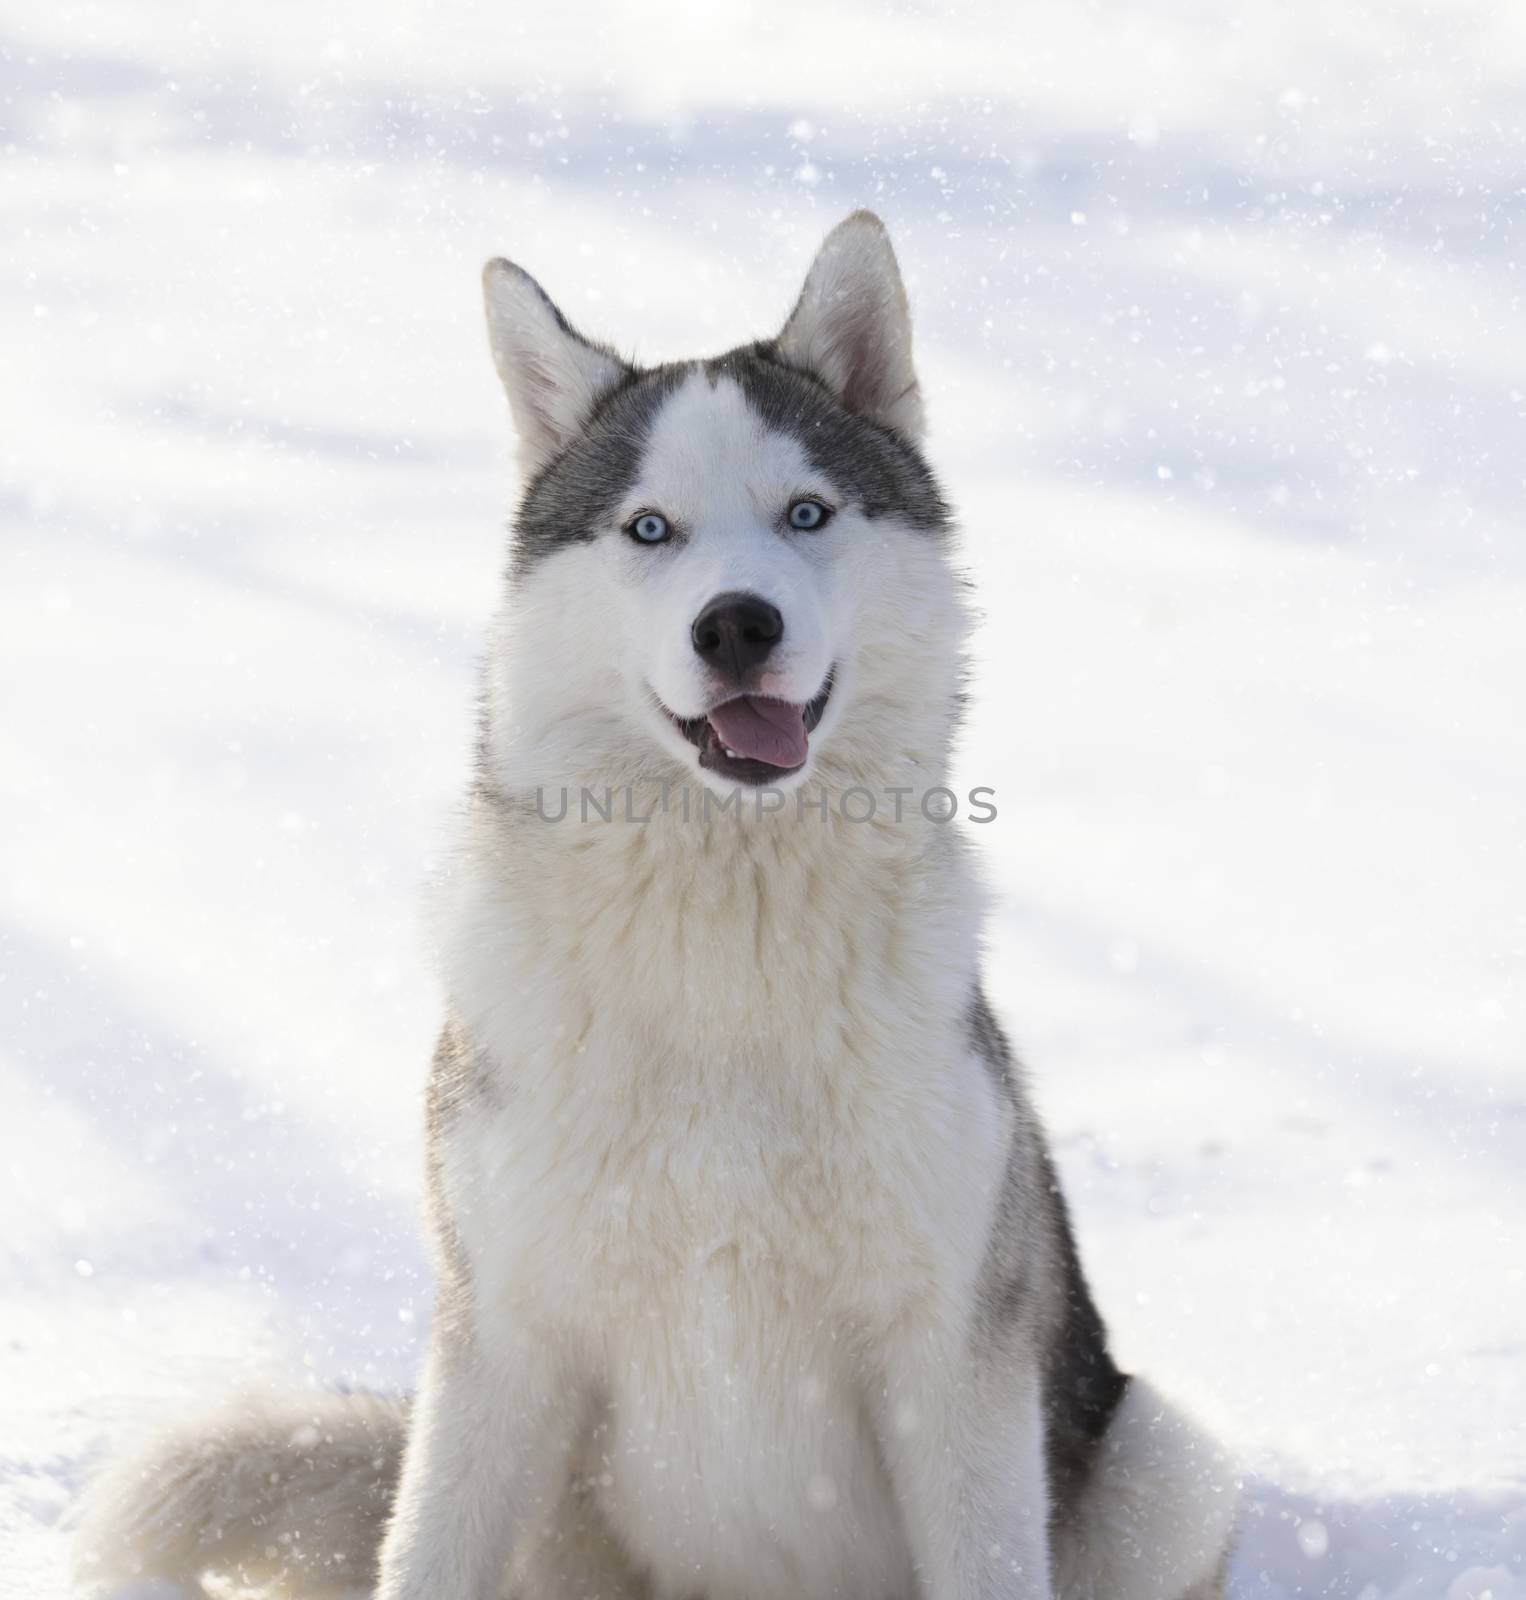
left=775, top=211, right=924, bottom=438
left=481, top=259, right=632, bottom=471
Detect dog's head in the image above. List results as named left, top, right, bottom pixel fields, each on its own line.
left=480, top=212, right=964, bottom=798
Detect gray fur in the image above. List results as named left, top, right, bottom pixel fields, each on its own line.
left=717, top=346, right=949, bottom=529
left=510, top=363, right=686, bottom=577
left=967, top=990, right=1131, bottom=1524
left=510, top=347, right=947, bottom=580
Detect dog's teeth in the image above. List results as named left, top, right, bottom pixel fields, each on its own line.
left=723, top=747, right=738, bottom=759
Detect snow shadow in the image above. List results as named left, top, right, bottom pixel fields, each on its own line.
left=0, top=913, right=429, bottom=1365
left=1232, top=1479, right=1526, bottom=1600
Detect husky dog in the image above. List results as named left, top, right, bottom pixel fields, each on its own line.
left=78, top=213, right=1237, bottom=1600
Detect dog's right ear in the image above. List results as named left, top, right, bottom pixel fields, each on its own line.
left=481, top=260, right=631, bottom=472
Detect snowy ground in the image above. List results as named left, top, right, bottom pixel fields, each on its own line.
left=2, top=2, right=1524, bottom=1595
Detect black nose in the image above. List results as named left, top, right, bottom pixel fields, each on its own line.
left=691, top=591, right=784, bottom=676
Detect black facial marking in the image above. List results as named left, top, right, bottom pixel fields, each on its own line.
left=510, top=363, right=691, bottom=578
left=714, top=344, right=950, bottom=532
left=507, top=335, right=949, bottom=579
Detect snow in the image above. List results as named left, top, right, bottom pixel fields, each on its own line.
left=2, top=2, right=1523, bottom=1595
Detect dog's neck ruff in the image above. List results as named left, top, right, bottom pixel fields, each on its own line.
left=440, top=765, right=980, bottom=1084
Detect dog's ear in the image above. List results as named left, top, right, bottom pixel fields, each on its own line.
left=481, top=259, right=631, bottom=471
left=775, top=211, right=924, bottom=438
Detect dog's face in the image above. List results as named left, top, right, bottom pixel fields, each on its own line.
left=481, top=213, right=960, bottom=797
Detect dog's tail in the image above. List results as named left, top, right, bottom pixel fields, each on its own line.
left=1052, top=1376, right=1240, bottom=1600
left=74, top=1389, right=407, bottom=1598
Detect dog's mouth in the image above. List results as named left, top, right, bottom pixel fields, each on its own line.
left=665, top=672, right=834, bottom=786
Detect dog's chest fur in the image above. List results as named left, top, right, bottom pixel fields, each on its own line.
left=434, top=800, right=1008, bottom=1595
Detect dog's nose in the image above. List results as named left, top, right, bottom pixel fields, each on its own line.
left=691, top=591, right=784, bottom=676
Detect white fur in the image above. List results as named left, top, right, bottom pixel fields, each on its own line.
left=1053, top=1379, right=1240, bottom=1600
left=76, top=216, right=1236, bottom=1600
left=424, top=511, right=1006, bottom=1595
left=479, top=361, right=959, bottom=803
left=406, top=797, right=1039, bottom=1599
left=618, top=374, right=839, bottom=742
left=74, top=1389, right=405, bottom=1598
left=381, top=296, right=1049, bottom=1593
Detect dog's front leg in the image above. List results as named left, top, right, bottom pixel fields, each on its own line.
left=376, top=1329, right=587, bottom=1600
left=872, top=1326, right=1051, bottom=1600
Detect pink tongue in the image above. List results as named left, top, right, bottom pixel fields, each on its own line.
left=706, top=696, right=809, bottom=768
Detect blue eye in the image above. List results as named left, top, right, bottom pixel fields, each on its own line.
left=788, top=498, right=831, bottom=530
left=628, top=512, right=671, bottom=544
